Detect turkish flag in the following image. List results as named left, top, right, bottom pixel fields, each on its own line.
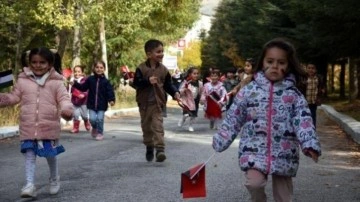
left=180, top=163, right=206, bottom=198
left=62, top=68, right=72, bottom=79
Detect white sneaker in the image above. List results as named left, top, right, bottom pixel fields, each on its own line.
left=188, top=126, right=194, bottom=132
left=49, top=176, right=60, bottom=195
left=21, top=183, right=37, bottom=198
left=178, top=115, right=188, bottom=127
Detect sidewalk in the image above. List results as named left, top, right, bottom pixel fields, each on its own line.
left=1, top=105, right=360, bottom=144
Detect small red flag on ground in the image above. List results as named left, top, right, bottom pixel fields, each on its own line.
left=180, top=153, right=216, bottom=199
left=181, top=163, right=206, bottom=198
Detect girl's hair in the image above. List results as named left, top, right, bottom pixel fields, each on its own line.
left=73, top=65, right=85, bottom=72
left=21, top=47, right=62, bottom=74
left=210, top=68, right=221, bottom=77
left=144, top=39, right=163, bottom=53
left=254, top=38, right=306, bottom=83
left=94, top=60, right=106, bottom=69
left=184, top=66, right=198, bottom=80
left=246, top=58, right=256, bottom=68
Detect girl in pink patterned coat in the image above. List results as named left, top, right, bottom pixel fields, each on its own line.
left=200, top=69, right=227, bottom=130
left=213, top=38, right=321, bottom=202
left=0, top=47, right=73, bottom=198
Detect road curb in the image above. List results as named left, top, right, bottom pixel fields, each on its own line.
left=320, top=104, right=360, bottom=144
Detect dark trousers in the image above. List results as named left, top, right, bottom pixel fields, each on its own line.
left=308, top=104, right=317, bottom=128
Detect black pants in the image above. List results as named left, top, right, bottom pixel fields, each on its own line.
left=308, top=104, right=317, bottom=128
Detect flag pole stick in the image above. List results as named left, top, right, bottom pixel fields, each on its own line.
left=190, top=152, right=216, bottom=179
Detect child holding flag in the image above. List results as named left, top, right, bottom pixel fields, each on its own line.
left=213, top=38, right=321, bottom=202
left=177, top=67, right=203, bottom=132
left=0, top=47, right=73, bottom=198
left=200, top=69, right=227, bottom=130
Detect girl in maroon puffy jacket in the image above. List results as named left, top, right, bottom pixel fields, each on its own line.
left=70, top=65, right=90, bottom=133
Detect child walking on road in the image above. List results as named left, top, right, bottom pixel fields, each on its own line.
left=0, top=47, right=74, bottom=198
left=70, top=65, right=91, bottom=133
left=177, top=67, right=203, bottom=132
left=72, top=61, right=115, bottom=141
left=133, top=39, right=180, bottom=162
left=213, top=38, right=321, bottom=202
left=200, top=69, right=227, bottom=130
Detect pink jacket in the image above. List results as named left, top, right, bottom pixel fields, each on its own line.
left=0, top=67, right=73, bottom=141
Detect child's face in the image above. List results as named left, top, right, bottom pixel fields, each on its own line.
left=190, top=69, right=199, bottom=81
left=73, top=67, right=83, bottom=79
left=306, top=64, right=317, bottom=76
left=262, top=47, right=288, bottom=82
left=210, top=74, right=219, bottom=83
left=94, top=63, right=105, bottom=75
left=146, top=45, right=164, bottom=63
left=244, top=62, right=253, bottom=74
left=29, top=54, right=51, bottom=76
left=226, top=72, right=235, bottom=79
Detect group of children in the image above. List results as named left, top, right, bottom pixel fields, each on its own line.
left=176, top=58, right=255, bottom=132
left=0, top=38, right=322, bottom=202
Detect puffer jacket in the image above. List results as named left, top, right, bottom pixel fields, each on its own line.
left=0, top=67, right=73, bottom=141
left=213, top=71, right=321, bottom=177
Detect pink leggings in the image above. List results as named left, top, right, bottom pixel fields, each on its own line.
left=244, top=169, right=293, bottom=202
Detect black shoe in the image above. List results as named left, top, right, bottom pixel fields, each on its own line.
left=155, top=150, right=166, bottom=162
left=146, top=146, right=154, bottom=162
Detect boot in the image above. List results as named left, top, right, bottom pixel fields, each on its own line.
left=71, top=120, right=80, bottom=133
left=84, top=119, right=91, bottom=131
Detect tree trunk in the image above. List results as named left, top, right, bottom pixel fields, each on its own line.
left=329, top=63, right=335, bottom=94
left=99, top=17, right=108, bottom=78
left=348, top=57, right=358, bottom=102
left=357, top=59, right=360, bottom=99
left=14, top=19, right=22, bottom=79
left=71, top=4, right=82, bottom=68
left=339, top=60, right=346, bottom=99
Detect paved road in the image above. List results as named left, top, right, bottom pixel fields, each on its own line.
left=0, top=108, right=360, bottom=202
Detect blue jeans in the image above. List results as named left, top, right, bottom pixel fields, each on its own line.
left=89, top=110, right=105, bottom=134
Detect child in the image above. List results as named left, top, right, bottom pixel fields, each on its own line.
left=177, top=67, right=203, bottom=132
left=70, top=65, right=91, bottom=133
left=133, top=39, right=180, bottom=162
left=0, top=47, right=73, bottom=198
left=222, top=67, right=239, bottom=110
left=230, top=58, right=255, bottom=95
left=72, top=61, right=115, bottom=141
left=305, top=63, right=325, bottom=128
left=200, top=69, right=227, bottom=130
left=212, top=38, right=321, bottom=202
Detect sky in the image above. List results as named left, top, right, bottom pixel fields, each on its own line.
left=200, top=0, right=221, bottom=16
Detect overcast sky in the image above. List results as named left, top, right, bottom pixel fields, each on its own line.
left=200, top=0, right=221, bottom=16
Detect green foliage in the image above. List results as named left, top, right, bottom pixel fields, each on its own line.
left=178, top=41, right=202, bottom=70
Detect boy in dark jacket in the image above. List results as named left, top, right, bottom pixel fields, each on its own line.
left=133, top=39, right=180, bottom=162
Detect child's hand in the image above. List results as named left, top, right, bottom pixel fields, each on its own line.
left=68, top=80, right=74, bottom=85
left=61, top=110, right=73, bottom=121
left=303, top=148, right=319, bottom=163
left=149, top=76, right=158, bottom=84
left=174, top=92, right=180, bottom=100
left=109, top=101, right=115, bottom=106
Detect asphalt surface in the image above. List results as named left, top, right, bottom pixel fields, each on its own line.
left=0, top=107, right=360, bottom=202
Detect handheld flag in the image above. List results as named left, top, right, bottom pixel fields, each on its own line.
left=180, top=153, right=216, bottom=199
left=0, top=70, right=14, bottom=89
left=62, top=68, right=72, bottom=79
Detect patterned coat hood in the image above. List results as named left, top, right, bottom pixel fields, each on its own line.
left=213, top=71, right=321, bottom=177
